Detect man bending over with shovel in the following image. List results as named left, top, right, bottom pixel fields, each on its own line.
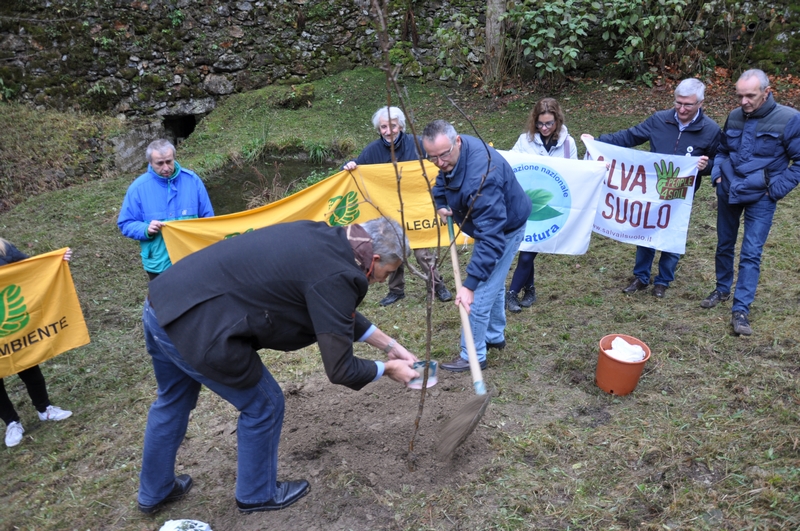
left=422, top=120, right=532, bottom=372
left=137, top=217, right=418, bottom=514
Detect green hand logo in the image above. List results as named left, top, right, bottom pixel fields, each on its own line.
left=654, top=160, right=681, bottom=197
left=526, top=189, right=562, bottom=221
left=0, top=284, right=29, bottom=339
left=327, top=190, right=360, bottom=226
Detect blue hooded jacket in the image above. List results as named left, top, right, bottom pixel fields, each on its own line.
left=118, top=163, right=214, bottom=274
left=432, top=135, right=532, bottom=291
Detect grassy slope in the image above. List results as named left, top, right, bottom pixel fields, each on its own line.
left=1, top=68, right=799, bottom=530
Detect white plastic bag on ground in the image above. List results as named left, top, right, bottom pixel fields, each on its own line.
left=159, top=520, right=212, bottom=531
left=606, top=337, right=646, bottom=362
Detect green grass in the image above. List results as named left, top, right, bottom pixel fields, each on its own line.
left=1, top=69, right=799, bottom=530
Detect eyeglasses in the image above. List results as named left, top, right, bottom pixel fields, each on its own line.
left=427, top=143, right=455, bottom=163
left=536, top=120, right=556, bottom=129
left=674, top=101, right=698, bottom=109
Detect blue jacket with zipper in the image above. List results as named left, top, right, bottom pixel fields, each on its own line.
left=118, top=164, right=214, bottom=274
left=432, top=134, right=532, bottom=291
left=599, top=108, right=721, bottom=190
left=712, top=93, right=800, bottom=204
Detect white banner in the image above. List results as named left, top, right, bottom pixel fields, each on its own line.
left=498, top=150, right=607, bottom=255
left=583, top=138, right=700, bottom=254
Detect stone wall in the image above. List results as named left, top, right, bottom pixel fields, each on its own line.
left=0, top=0, right=482, bottom=121
left=1, top=0, right=796, bottom=126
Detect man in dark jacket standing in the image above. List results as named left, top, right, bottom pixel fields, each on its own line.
left=423, top=120, right=532, bottom=372
left=700, top=69, right=800, bottom=336
left=343, top=106, right=453, bottom=306
left=591, top=78, right=721, bottom=299
left=136, top=218, right=419, bottom=515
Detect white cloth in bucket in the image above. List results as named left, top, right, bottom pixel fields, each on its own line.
left=606, top=337, right=646, bottom=362
left=159, top=520, right=212, bottom=531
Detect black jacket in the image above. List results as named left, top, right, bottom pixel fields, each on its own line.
left=149, top=221, right=377, bottom=389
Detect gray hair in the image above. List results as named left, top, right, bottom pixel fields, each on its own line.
left=422, top=120, right=458, bottom=145
left=675, top=78, right=706, bottom=101
left=361, top=217, right=410, bottom=264
left=146, top=139, right=176, bottom=163
left=739, top=69, right=770, bottom=90
left=371, top=106, right=406, bottom=131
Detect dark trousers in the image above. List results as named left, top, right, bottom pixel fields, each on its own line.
left=0, top=365, right=50, bottom=425
left=387, top=248, right=443, bottom=293
left=509, top=251, right=538, bottom=293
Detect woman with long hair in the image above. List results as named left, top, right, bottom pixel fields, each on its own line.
left=506, top=98, right=577, bottom=312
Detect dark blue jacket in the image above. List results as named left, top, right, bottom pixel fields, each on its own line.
left=599, top=108, right=721, bottom=189
left=712, top=93, right=800, bottom=204
left=432, top=135, right=532, bottom=291
left=0, top=241, right=28, bottom=266
left=344, top=132, right=425, bottom=167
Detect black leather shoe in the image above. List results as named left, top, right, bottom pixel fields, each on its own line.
left=379, top=291, right=405, bottom=306
left=652, top=284, right=667, bottom=298
left=435, top=284, right=453, bottom=302
left=237, top=480, right=310, bottom=513
left=622, top=278, right=648, bottom=293
left=138, top=474, right=193, bottom=514
left=486, top=339, right=506, bottom=350
left=519, top=287, right=537, bottom=307
left=441, top=356, right=487, bottom=372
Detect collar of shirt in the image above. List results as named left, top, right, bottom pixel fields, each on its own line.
left=675, top=110, right=700, bottom=132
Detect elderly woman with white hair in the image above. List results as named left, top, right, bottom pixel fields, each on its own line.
left=343, top=106, right=453, bottom=306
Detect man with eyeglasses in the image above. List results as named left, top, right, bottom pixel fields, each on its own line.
left=343, top=106, right=453, bottom=306
left=586, top=78, right=721, bottom=299
left=700, top=69, right=800, bottom=336
left=422, top=120, right=532, bottom=372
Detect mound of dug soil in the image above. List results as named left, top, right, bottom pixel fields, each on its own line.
left=154, top=370, right=496, bottom=530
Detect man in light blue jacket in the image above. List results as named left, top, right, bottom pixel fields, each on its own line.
left=118, top=139, right=214, bottom=279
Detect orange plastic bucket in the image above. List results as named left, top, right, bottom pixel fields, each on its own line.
left=596, top=334, right=651, bottom=396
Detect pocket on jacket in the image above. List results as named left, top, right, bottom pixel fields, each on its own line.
left=754, top=131, right=780, bottom=156
left=724, top=129, right=742, bottom=150
left=202, top=316, right=259, bottom=379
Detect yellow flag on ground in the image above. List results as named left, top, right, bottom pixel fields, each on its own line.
left=0, top=249, right=90, bottom=378
left=162, top=160, right=470, bottom=264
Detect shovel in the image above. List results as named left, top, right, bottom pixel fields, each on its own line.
left=437, top=216, right=492, bottom=458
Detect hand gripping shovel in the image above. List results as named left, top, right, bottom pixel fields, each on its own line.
left=437, top=217, right=492, bottom=459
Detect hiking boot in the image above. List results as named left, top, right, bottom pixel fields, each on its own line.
left=5, top=421, right=24, bottom=448
left=38, top=405, right=73, bottom=421
left=700, top=289, right=730, bottom=309
left=622, top=278, right=648, bottom=293
left=519, top=286, right=537, bottom=307
left=505, top=290, right=521, bottom=313
left=435, top=284, right=453, bottom=302
left=379, top=291, right=405, bottom=306
left=731, top=311, right=752, bottom=336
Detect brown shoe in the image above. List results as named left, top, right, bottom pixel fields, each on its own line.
left=622, top=278, right=648, bottom=293
left=652, top=284, right=667, bottom=298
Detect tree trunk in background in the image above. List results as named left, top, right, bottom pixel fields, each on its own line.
left=483, top=0, right=506, bottom=91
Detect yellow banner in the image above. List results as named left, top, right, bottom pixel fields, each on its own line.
left=162, top=160, right=471, bottom=264
left=0, top=249, right=90, bottom=378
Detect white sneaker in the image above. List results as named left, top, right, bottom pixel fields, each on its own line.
left=5, top=421, right=24, bottom=447
left=38, top=405, right=73, bottom=421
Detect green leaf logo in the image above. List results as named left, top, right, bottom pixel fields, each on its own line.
left=654, top=160, right=680, bottom=197
left=327, top=190, right=360, bottom=226
left=0, top=284, right=29, bottom=339
left=526, top=188, right=561, bottom=221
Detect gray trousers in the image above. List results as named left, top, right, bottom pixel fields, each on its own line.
left=387, top=248, right=443, bottom=293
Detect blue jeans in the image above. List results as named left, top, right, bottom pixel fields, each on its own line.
left=633, top=246, right=680, bottom=287
left=460, top=225, right=525, bottom=363
left=139, top=300, right=285, bottom=506
left=714, top=191, right=777, bottom=314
